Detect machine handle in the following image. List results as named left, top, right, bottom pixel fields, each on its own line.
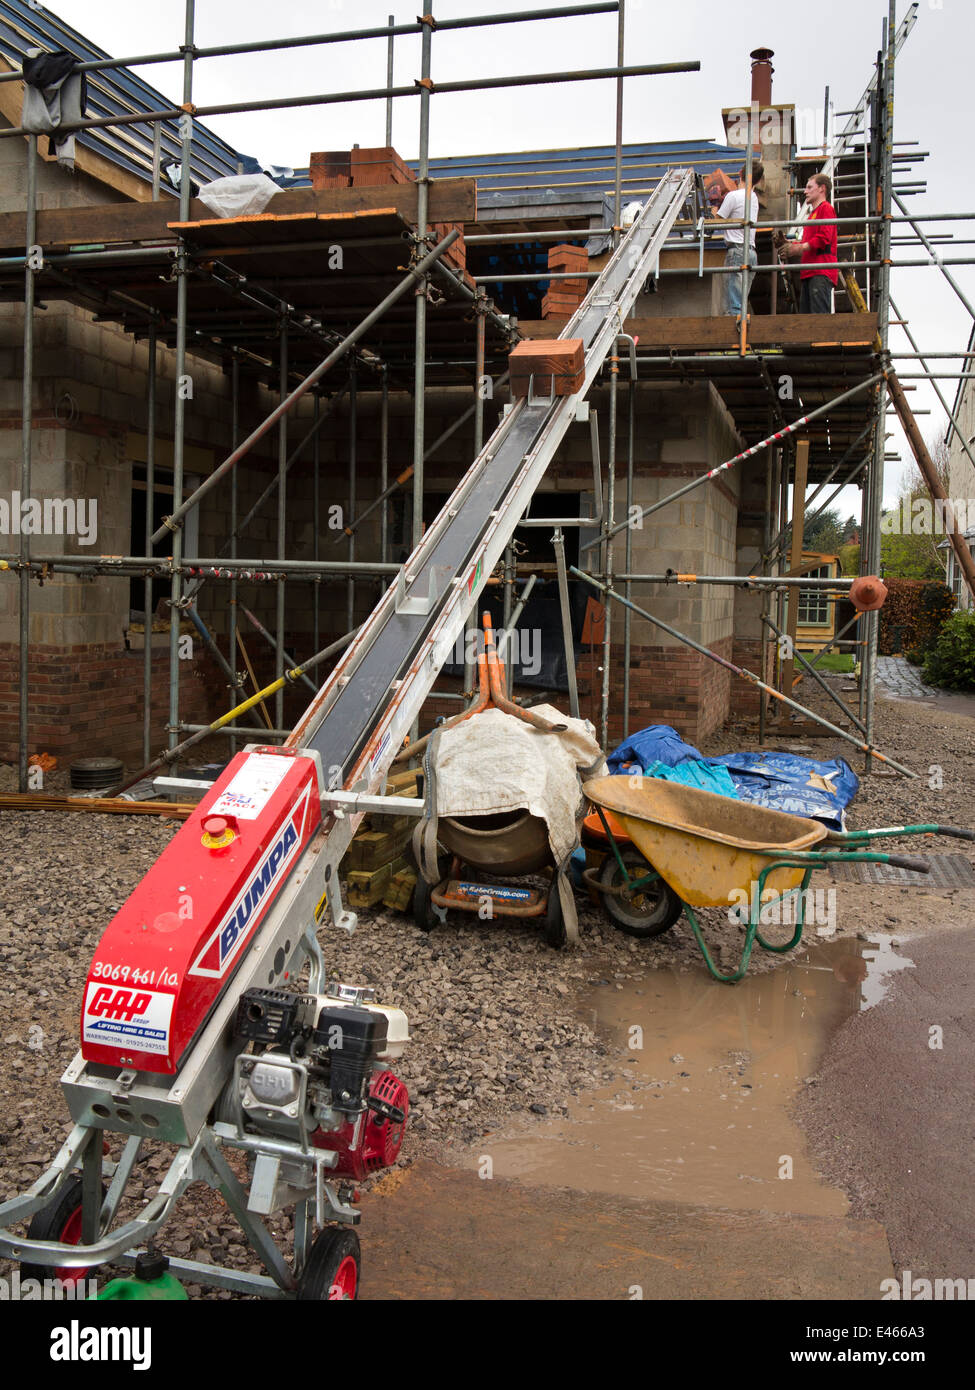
left=886, top=856, right=930, bottom=874
left=366, top=1095, right=405, bottom=1126
left=933, top=826, right=975, bottom=841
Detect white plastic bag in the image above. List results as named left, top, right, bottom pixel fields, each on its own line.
left=197, top=174, right=282, bottom=220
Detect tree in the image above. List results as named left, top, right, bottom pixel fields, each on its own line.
left=879, top=445, right=951, bottom=582
left=880, top=521, right=945, bottom=581
left=839, top=542, right=860, bottom=576
left=802, top=505, right=844, bottom=555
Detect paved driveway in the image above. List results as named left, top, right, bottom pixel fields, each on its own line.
left=876, top=655, right=938, bottom=699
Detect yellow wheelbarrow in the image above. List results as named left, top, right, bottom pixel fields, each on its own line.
left=583, top=776, right=973, bottom=983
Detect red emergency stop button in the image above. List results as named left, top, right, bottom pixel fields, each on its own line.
left=201, top=815, right=236, bottom=850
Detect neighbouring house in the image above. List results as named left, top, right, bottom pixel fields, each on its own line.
left=795, top=551, right=841, bottom=653
left=945, top=320, right=975, bottom=611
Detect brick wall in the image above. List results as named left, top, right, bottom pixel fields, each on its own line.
left=616, top=638, right=734, bottom=746
left=0, top=641, right=223, bottom=767
left=730, top=635, right=775, bottom=719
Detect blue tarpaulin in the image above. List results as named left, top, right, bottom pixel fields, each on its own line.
left=644, top=758, right=739, bottom=798
left=606, top=724, right=702, bottom=774
left=708, top=752, right=859, bottom=831
left=606, top=725, right=859, bottom=830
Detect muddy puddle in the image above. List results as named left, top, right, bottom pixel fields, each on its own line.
left=474, top=933, right=915, bottom=1216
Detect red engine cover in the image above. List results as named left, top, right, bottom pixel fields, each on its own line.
left=317, top=1071, right=409, bottom=1180
left=81, top=748, right=322, bottom=1074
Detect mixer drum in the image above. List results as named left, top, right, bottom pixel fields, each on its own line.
left=438, top=809, right=553, bottom=876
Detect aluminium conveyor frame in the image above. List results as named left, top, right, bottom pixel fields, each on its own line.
left=286, top=170, right=695, bottom=806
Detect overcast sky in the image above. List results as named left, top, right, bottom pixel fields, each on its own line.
left=42, top=0, right=975, bottom=512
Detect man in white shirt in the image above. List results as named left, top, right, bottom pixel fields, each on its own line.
left=715, top=163, right=764, bottom=318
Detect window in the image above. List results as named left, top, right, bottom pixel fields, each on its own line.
left=797, top=564, right=833, bottom=627
left=947, top=552, right=962, bottom=606
left=948, top=545, right=975, bottom=610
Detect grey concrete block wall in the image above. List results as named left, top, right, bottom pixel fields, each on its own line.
left=2, top=204, right=755, bottom=734
left=0, top=119, right=121, bottom=216
left=630, top=265, right=724, bottom=318
left=0, top=421, right=133, bottom=646
left=561, top=379, right=744, bottom=651
left=947, top=378, right=975, bottom=509
left=4, top=318, right=748, bottom=664
left=733, top=451, right=777, bottom=645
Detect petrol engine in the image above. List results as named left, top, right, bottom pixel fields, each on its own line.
left=228, top=982, right=410, bottom=1180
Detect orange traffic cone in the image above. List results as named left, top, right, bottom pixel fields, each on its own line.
left=849, top=575, right=888, bottom=612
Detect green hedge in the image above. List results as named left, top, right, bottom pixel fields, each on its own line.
left=878, top=578, right=954, bottom=656
left=921, top=611, right=975, bottom=690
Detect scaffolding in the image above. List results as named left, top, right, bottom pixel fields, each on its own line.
left=1, top=0, right=973, bottom=793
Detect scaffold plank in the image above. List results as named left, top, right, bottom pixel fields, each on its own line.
left=0, top=179, right=476, bottom=251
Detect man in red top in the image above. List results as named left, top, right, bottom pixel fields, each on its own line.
left=780, top=173, right=838, bottom=313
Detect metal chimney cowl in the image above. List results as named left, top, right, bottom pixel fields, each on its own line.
left=750, top=47, right=774, bottom=106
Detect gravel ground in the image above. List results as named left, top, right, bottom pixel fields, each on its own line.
left=0, top=677, right=971, bottom=1294
left=706, top=677, right=975, bottom=838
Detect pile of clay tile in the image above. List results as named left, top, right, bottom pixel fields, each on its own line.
left=309, top=146, right=466, bottom=273
left=541, top=242, right=588, bottom=319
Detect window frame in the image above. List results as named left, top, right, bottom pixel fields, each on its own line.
left=797, top=563, right=834, bottom=628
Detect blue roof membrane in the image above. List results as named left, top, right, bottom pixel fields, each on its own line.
left=0, top=0, right=243, bottom=191
left=0, top=3, right=746, bottom=210
left=289, top=138, right=746, bottom=204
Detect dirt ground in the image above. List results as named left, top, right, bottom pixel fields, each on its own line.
left=0, top=676, right=972, bottom=1299
left=794, top=921, right=975, bottom=1282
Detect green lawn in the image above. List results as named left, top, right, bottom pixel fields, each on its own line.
left=804, top=652, right=855, bottom=673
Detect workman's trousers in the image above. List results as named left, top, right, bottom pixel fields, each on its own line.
left=723, top=245, right=757, bottom=317
left=800, top=275, right=834, bottom=314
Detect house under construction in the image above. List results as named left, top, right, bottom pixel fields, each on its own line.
left=0, top=0, right=969, bottom=792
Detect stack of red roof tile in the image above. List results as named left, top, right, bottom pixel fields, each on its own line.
left=349, top=146, right=416, bottom=186
left=509, top=337, right=585, bottom=397
left=541, top=242, right=588, bottom=319
left=308, top=146, right=467, bottom=274
left=309, top=151, right=351, bottom=189
left=430, top=220, right=467, bottom=273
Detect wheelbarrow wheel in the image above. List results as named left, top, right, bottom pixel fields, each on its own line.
left=413, top=874, right=439, bottom=932
left=21, top=1174, right=105, bottom=1288
left=598, top=850, right=683, bottom=938
left=296, top=1227, right=360, bottom=1300
left=543, top=877, right=567, bottom=950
